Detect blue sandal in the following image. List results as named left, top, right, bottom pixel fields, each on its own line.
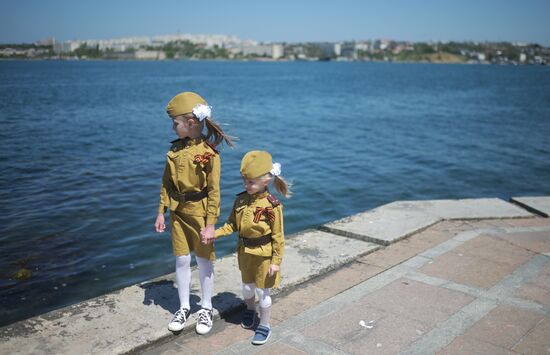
left=241, top=309, right=256, bottom=329
left=251, top=325, right=271, bottom=345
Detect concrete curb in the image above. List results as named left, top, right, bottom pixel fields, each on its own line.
left=321, top=198, right=534, bottom=246
left=511, top=196, right=550, bottom=217
left=0, top=197, right=544, bottom=354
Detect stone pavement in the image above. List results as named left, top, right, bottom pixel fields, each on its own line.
left=143, top=217, right=550, bottom=355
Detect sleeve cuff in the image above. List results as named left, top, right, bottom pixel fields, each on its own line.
left=271, top=256, right=282, bottom=266
left=158, top=205, right=166, bottom=214
left=206, top=216, right=218, bottom=225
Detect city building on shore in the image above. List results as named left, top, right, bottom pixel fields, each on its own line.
left=134, top=50, right=166, bottom=60
left=239, top=43, right=285, bottom=59
left=53, top=41, right=80, bottom=53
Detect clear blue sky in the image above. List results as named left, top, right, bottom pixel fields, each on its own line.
left=1, top=0, right=549, bottom=45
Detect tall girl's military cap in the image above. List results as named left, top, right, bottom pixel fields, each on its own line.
left=166, top=92, right=207, bottom=117
left=240, top=151, right=273, bottom=179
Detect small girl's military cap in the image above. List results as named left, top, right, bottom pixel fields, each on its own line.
left=166, top=92, right=207, bottom=117
left=240, top=151, right=273, bottom=179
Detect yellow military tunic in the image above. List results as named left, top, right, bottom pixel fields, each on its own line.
left=215, top=190, right=285, bottom=288
left=158, top=137, right=220, bottom=260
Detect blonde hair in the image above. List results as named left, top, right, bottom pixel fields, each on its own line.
left=260, top=173, right=292, bottom=198
left=204, top=117, right=235, bottom=147
left=184, top=114, right=236, bottom=147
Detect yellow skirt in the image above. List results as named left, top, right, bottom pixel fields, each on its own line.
left=238, top=246, right=281, bottom=288
left=170, top=211, right=215, bottom=261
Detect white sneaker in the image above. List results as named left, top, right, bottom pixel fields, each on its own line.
left=168, top=308, right=190, bottom=332
left=195, top=308, right=213, bottom=335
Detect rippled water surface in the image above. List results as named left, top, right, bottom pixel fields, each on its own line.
left=1, top=60, right=549, bottom=325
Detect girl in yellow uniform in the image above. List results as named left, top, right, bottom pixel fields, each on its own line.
left=203, top=151, right=291, bottom=345
left=154, top=91, right=233, bottom=335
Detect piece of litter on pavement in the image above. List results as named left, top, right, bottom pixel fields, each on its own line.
left=376, top=343, right=382, bottom=348
left=359, top=320, right=374, bottom=329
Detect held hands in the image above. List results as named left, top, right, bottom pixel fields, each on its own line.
left=200, top=224, right=215, bottom=245
left=154, top=213, right=166, bottom=233
left=268, top=264, right=280, bottom=277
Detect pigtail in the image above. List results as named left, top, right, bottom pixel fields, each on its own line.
left=204, top=117, right=236, bottom=147
left=273, top=175, right=292, bottom=198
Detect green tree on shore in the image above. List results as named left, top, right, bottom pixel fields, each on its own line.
left=74, top=44, right=101, bottom=58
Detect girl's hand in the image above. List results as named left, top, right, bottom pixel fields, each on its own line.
left=268, top=264, right=280, bottom=277
left=199, top=227, right=207, bottom=244
left=154, top=213, right=166, bottom=233
left=201, top=224, right=215, bottom=244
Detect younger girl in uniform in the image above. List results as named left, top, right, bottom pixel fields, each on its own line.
left=154, top=91, right=233, bottom=335
left=202, top=151, right=291, bottom=345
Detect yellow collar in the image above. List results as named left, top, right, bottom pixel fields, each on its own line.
left=249, top=190, right=269, bottom=201
left=185, top=136, right=205, bottom=146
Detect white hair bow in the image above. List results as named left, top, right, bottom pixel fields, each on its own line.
left=192, top=104, right=212, bottom=121
left=270, top=162, right=281, bottom=176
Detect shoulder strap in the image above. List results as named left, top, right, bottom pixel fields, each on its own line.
left=203, top=141, right=219, bottom=154
left=169, top=138, right=183, bottom=152
left=267, top=193, right=280, bottom=207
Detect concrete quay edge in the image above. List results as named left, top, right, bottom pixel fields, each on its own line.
left=511, top=196, right=550, bottom=217
left=321, top=197, right=539, bottom=246
left=0, top=196, right=548, bottom=355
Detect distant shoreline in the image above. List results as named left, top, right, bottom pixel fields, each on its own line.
left=0, top=57, right=543, bottom=66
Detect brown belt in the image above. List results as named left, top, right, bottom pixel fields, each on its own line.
left=240, top=234, right=272, bottom=248
left=169, top=186, right=208, bottom=203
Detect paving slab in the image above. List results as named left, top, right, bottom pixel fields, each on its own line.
left=511, top=196, right=550, bottom=217
left=419, top=237, right=535, bottom=290
left=321, top=198, right=532, bottom=246
left=301, top=305, right=428, bottom=354
left=0, top=230, right=378, bottom=355
left=496, top=230, right=550, bottom=254
left=452, top=234, right=534, bottom=266
left=441, top=335, right=517, bottom=355
left=461, top=304, right=545, bottom=349
left=356, top=278, right=475, bottom=327
left=513, top=266, right=550, bottom=306
left=511, top=317, right=550, bottom=354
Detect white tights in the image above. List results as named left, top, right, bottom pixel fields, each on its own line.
left=175, top=255, right=214, bottom=311
left=242, top=283, right=272, bottom=326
